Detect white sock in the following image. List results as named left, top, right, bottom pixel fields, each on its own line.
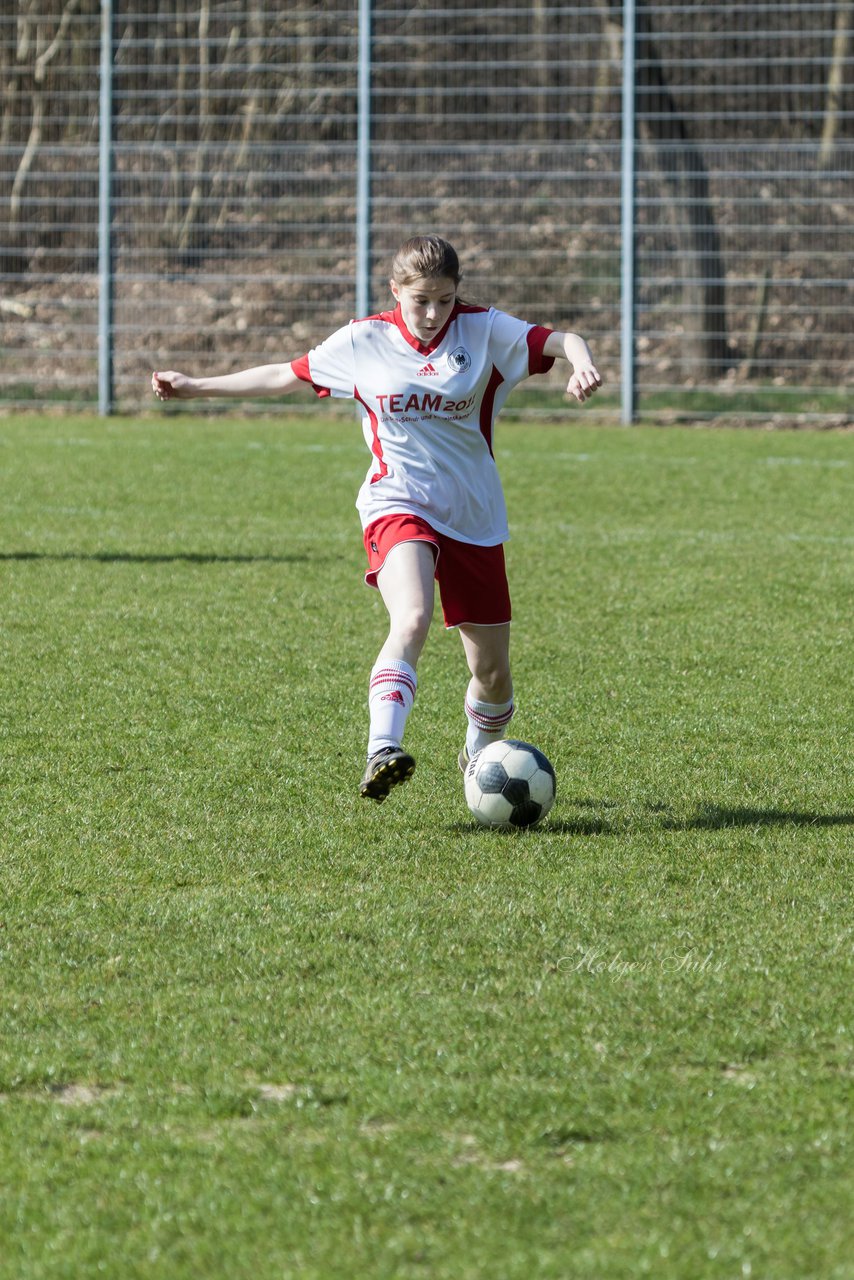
left=367, top=660, right=417, bottom=756
left=465, top=682, right=515, bottom=757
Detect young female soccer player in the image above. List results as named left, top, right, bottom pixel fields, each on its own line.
left=152, top=234, right=602, bottom=803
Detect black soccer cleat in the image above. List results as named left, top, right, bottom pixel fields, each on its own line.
left=359, top=746, right=416, bottom=803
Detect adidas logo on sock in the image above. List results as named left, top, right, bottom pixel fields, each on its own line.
left=417, top=362, right=438, bottom=376
left=381, top=690, right=406, bottom=704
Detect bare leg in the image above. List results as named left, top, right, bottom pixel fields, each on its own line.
left=360, top=540, right=437, bottom=801
left=458, top=623, right=512, bottom=702
left=458, top=623, right=514, bottom=762
left=375, top=540, right=437, bottom=667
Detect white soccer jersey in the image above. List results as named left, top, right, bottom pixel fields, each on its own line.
left=291, top=303, right=555, bottom=545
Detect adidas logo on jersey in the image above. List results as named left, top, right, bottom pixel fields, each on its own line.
left=416, top=362, right=438, bottom=377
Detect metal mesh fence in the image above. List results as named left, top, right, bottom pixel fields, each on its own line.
left=1, top=0, right=851, bottom=420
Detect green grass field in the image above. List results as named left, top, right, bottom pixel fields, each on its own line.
left=1, top=412, right=851, bottom=1279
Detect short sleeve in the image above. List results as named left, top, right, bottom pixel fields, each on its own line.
left=292, top=323, right=356, bottom=399
left=488, top=310, right=555, bottom=382
left=525, top=325, right=556, bottom=376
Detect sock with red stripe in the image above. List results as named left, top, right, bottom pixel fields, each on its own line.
left=464, top=681, right=515, bottom=757
left=367, top=660, right=417, bottom=756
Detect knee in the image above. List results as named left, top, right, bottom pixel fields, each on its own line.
left=389, top=601, right=433, bottom=651
left=469, top=656, right=513, bottom=703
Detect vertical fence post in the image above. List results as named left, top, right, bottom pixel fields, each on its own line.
left=98, top=0, right=114, bottom=416
left=355, top=0, right=372, bottom=320
left=620, top=0, right=637, bottom=424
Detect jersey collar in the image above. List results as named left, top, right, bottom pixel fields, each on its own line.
left=393, top=302, right=460, bottom=355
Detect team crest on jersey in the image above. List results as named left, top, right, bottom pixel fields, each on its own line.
left=447, top=346, right=472, bottom=374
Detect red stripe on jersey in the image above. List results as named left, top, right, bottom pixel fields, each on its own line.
left=354, top=310, right=397, bottom=326
left=391, top=304, right=441, bottom=355
left=390, top=301, right=489, bottom=356
left=355, top=386, right=387, bottom=483
left=479, top=365, right=505, bottom=458
left=291, top=353, right=332, bottom=398
left=526, top=325, right=556, bottom=376
left=352, top=308, right=430, bottom=356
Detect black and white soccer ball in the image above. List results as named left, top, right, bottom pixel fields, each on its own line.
left=464, top=739, right=556, bottom=830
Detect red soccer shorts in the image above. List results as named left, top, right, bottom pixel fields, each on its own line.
left=363, top=513, right=512, bottom=628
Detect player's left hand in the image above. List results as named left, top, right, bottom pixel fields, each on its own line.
left=567, top=364, right=602, bottom=403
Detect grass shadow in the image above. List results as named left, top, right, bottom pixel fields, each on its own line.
left=447, top=803, right=854, bottom=838
left=445, top=815, right=627, bottom=837
left=540, top=816, right=628, bottom=836
left=660, top=805, right=854, bottom=831
left=0, top=551, right=315, bottom=565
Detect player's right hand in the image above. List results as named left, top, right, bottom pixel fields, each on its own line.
left=151, top=370, right=196, bottom=400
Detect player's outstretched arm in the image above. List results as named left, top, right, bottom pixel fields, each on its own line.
left=151, top=362, right=301, bottom=401
left=543, top=331, right=603, bottom=403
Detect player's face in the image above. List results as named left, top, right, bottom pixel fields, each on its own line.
left=391, top=275, right=457, bottom=343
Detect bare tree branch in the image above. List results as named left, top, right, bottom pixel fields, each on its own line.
left=179, top=0, right=211, bottom=253
left=34, top=0, right=81, bottom=83
left=10, top=0, right=83, bottom=224
left=819, top=0, right=852, bottom=166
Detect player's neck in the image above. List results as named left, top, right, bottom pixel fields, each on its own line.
left=393, top=301, right=460, bottom=354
